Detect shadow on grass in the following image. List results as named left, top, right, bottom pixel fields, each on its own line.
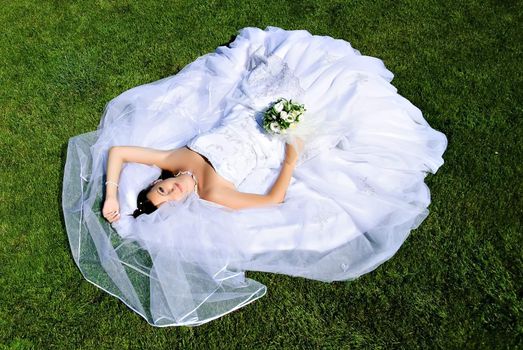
left=58, top=141, right=72, bottom=260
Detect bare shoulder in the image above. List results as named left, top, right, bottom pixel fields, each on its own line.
left=205, top=186, right=279, bottom=210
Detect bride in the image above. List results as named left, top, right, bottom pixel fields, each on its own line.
left=63, top=26, right=448, bottom=327
left=102, top=139, right=303, bottom=222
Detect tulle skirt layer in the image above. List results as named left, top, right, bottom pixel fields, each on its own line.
left=62, top=26, right=447, bottom=326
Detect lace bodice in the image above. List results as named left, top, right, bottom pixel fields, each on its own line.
left=186, top=53, right=302, bottom=188
left=186, top=112, right=285, bottom=188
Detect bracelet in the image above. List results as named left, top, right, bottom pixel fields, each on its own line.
left=105, top=180, right=119, bottom=188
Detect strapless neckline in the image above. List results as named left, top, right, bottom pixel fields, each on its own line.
left=184, top=145, right=237, bottom=191
left=184, top=145, right=215, bottom=171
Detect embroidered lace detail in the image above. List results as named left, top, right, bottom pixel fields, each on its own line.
left=186, top=118, right=258, bottom=189
left=240, top=54, right=306, bottom=111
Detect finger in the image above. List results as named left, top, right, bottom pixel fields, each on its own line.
left=110, top=214, right=121, bottom=223
left=105, top=211, right=118, bottom=221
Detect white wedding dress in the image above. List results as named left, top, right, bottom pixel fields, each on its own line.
left=62, top=26, right=448, bottom=327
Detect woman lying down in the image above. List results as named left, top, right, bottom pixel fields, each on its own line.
left=102, top=137, right=304, bottom=223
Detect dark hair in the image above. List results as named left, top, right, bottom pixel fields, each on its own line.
left=132, top=170, right=175, bottom=218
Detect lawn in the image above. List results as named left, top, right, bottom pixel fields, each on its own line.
left=0, top=0, right=521, bottom=349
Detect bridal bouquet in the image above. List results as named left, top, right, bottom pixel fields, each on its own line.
left=262, top=97, right=337, bottom=165
left=263, top=98, right=306, bottom=135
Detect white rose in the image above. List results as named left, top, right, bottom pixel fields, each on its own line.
left=280, top=111, right=288, bottom=119
left=285, top=114, right=295, bottom=122
left=274, top=101, right=284, bottom=113
left=270, top=122, right=281, bottom=133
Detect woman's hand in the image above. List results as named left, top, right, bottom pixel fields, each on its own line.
left=284, top=137, right=304, bottom=166
left=102, top=196, right=120, bottom=223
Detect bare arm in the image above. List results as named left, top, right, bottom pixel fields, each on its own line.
left=208, top=141, right=301, bottom=210
left=103, top=146, right=179, bottom=222
left=105, top=146, right=179, bottom=197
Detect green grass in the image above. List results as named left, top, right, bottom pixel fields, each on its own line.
left=1, top=0, right=521, bottom=348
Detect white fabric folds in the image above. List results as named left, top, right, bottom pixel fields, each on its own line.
left=62, top=26, right=448, bottom=326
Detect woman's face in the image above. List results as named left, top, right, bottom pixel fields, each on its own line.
left=146, top=175, right=194, bottom=207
